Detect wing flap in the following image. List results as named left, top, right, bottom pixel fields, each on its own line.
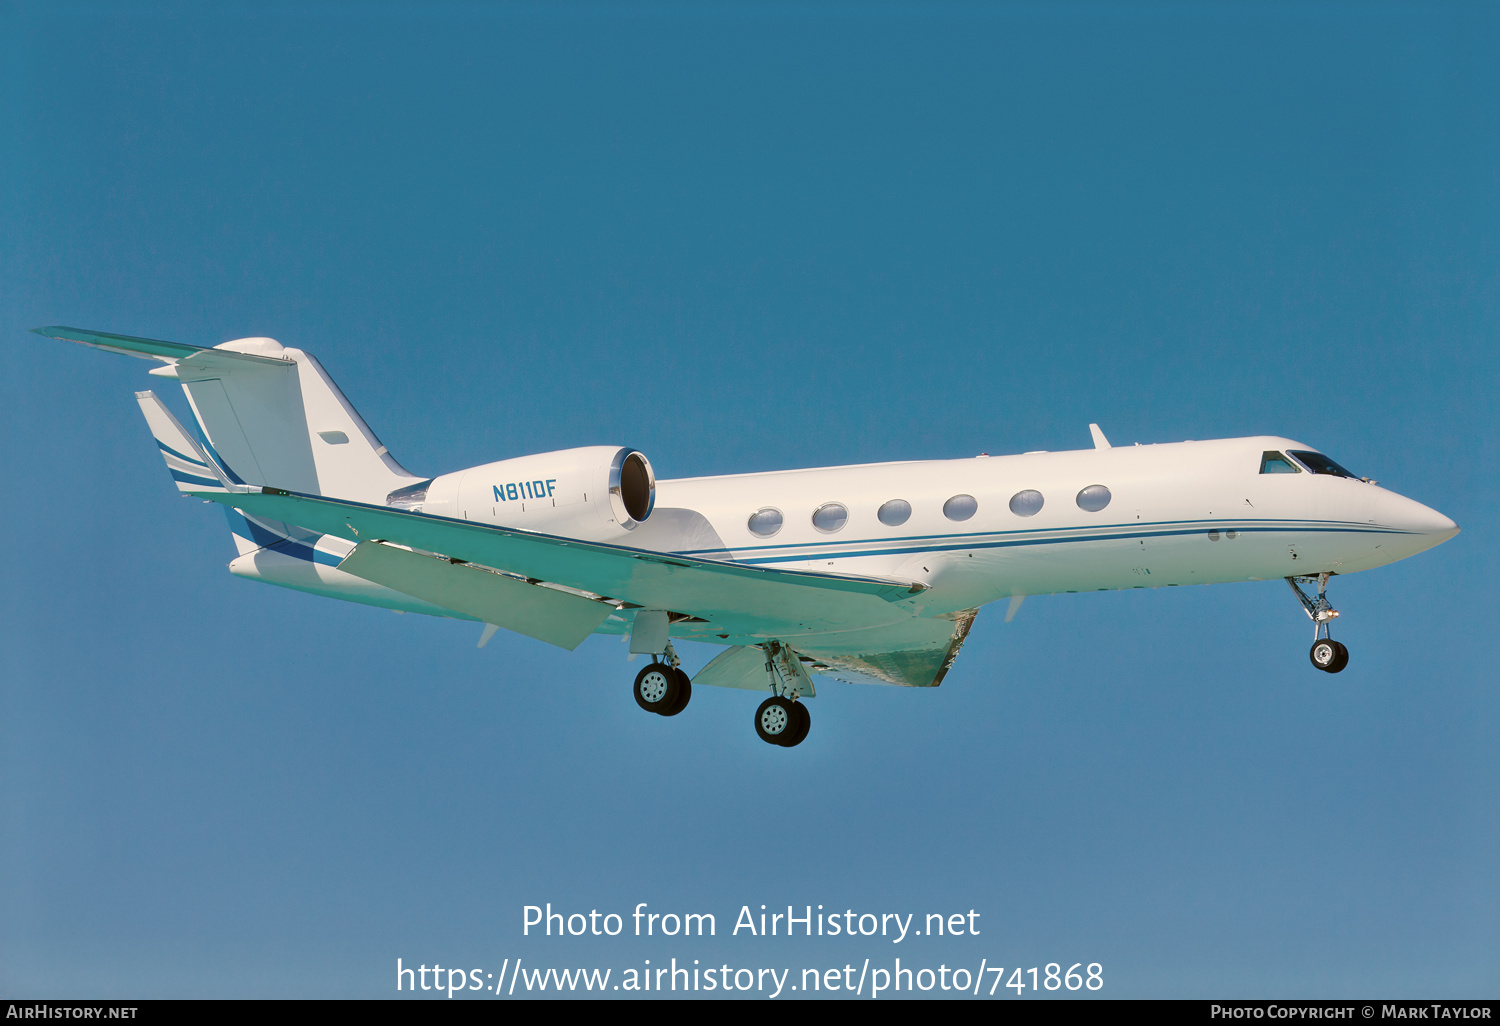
left=338, top=541, right=611, bottom=650
left=189, top=486, right=922, bottom=636
left=798, top=608, right=978, bottom=688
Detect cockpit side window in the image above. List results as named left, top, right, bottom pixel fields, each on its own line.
left=1288, top=450, right=1356, bottom=478
left=1260, top=451, right=1300, bottom=474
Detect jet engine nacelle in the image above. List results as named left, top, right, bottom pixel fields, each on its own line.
left=397, top=446, right=656, bottom=541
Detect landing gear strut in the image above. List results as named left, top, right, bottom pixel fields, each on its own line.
left=1288, top=573, right=1349, bottom=673
left=754, top=641, right=812, bottom=747
left=633, top=641, right=691, bottom=716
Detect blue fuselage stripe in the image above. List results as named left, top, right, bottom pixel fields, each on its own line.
left=672, top=520, right=1413, bottom=565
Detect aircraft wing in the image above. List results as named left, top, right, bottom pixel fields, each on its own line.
left=189, top=486, right=926, bottom=641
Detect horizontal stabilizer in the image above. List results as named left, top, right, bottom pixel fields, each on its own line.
left=35, top=326, right=288, bottom=370
left=134, top=391, right=230, bottom=493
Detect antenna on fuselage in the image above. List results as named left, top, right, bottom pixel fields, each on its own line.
left=1089, top=423, right=1111, bottom=449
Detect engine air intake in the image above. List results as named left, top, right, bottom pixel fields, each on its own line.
left=611, top=449, right=656, bottom=526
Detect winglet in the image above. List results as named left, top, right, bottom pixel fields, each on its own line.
left=1089, top=423, right=1111, bottom=449
left=134, top=390, right=231, bottom=493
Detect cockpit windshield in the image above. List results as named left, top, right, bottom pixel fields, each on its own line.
left=1287, top=450, right=1357, bottom=479
left=1260, top=451, right=1300, bottom=474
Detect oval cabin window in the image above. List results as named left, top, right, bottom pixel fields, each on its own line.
left=877, top=499, right=912, bottom=527
left=748, top=508, right=784, bottom=538
left=1008, top=489, right=1044, bottom=517
left=1076, top=484, right=1111, bottom=512
left=812, top=503, right=849, bottom=533
left=943, top=494, right=978, bottom=521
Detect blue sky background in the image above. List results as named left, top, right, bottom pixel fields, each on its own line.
left=2, top=1, right=1496, bottom=999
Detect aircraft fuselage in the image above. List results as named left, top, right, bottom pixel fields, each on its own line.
left=575, top=435, right=1453, bottom=621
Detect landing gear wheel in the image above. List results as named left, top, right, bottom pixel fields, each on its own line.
left=780, top=701, right=811, bottom=747
left=754, top=696, right=797, bottom=745
left=1310, top=639, right=1349, bottom=673
left=634, top=662, right=681, bottom=714
left=660, top=668, right=692, bottom=717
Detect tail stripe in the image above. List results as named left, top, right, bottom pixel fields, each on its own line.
left=155, top=441, right=219, bottom=487
left=135, top=390, right=230, bottom=494
left=155, top=439, right=211, bottom=468
left=170, top=469, right=222, bottom=488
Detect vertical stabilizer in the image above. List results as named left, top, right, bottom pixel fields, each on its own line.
left=44, top=326, right=455, bottom=618
left=169, top=337, right=425, bottom=502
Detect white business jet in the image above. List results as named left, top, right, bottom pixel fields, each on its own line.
left=37, top=326, right=1459, bottom=747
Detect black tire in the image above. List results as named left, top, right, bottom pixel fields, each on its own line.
left=661, top=668, right=692, bottom=716
left=634, top=662, right=681, bottom=714
left=754, top=696, right=797, bottom=745
left=1326, top=640, right=1349, bottom=674
left=1310, top=639, right=1340, bottom=673
left=779, top=701, right=811, bottom=747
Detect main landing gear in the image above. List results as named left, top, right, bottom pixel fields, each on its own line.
left=1288, top=573, right=1349, bottom=673
left=755, top=695, right=810, bottom=747
left=754, top=641, right=812, bottom=748
left=633, top=642, right=691, bottom=717
left=628, top=638, right=812, bottom=747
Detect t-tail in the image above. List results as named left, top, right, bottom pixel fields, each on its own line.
left=38, top=326, right=455, bottom=617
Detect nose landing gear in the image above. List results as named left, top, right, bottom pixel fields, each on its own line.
left=1309, top=637, right=1349, bottom=673
left=1288, top=573, right=1349, bottom=673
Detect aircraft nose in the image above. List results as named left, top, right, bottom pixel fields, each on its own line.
left=1376, top=490, right=1459, bottom=542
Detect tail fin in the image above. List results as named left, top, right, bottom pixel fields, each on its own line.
left=173, top=336, right=424, bottom=502
left=38, top=326, right=425, bottom=502
left=44, top=326, right=457, bottom=618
